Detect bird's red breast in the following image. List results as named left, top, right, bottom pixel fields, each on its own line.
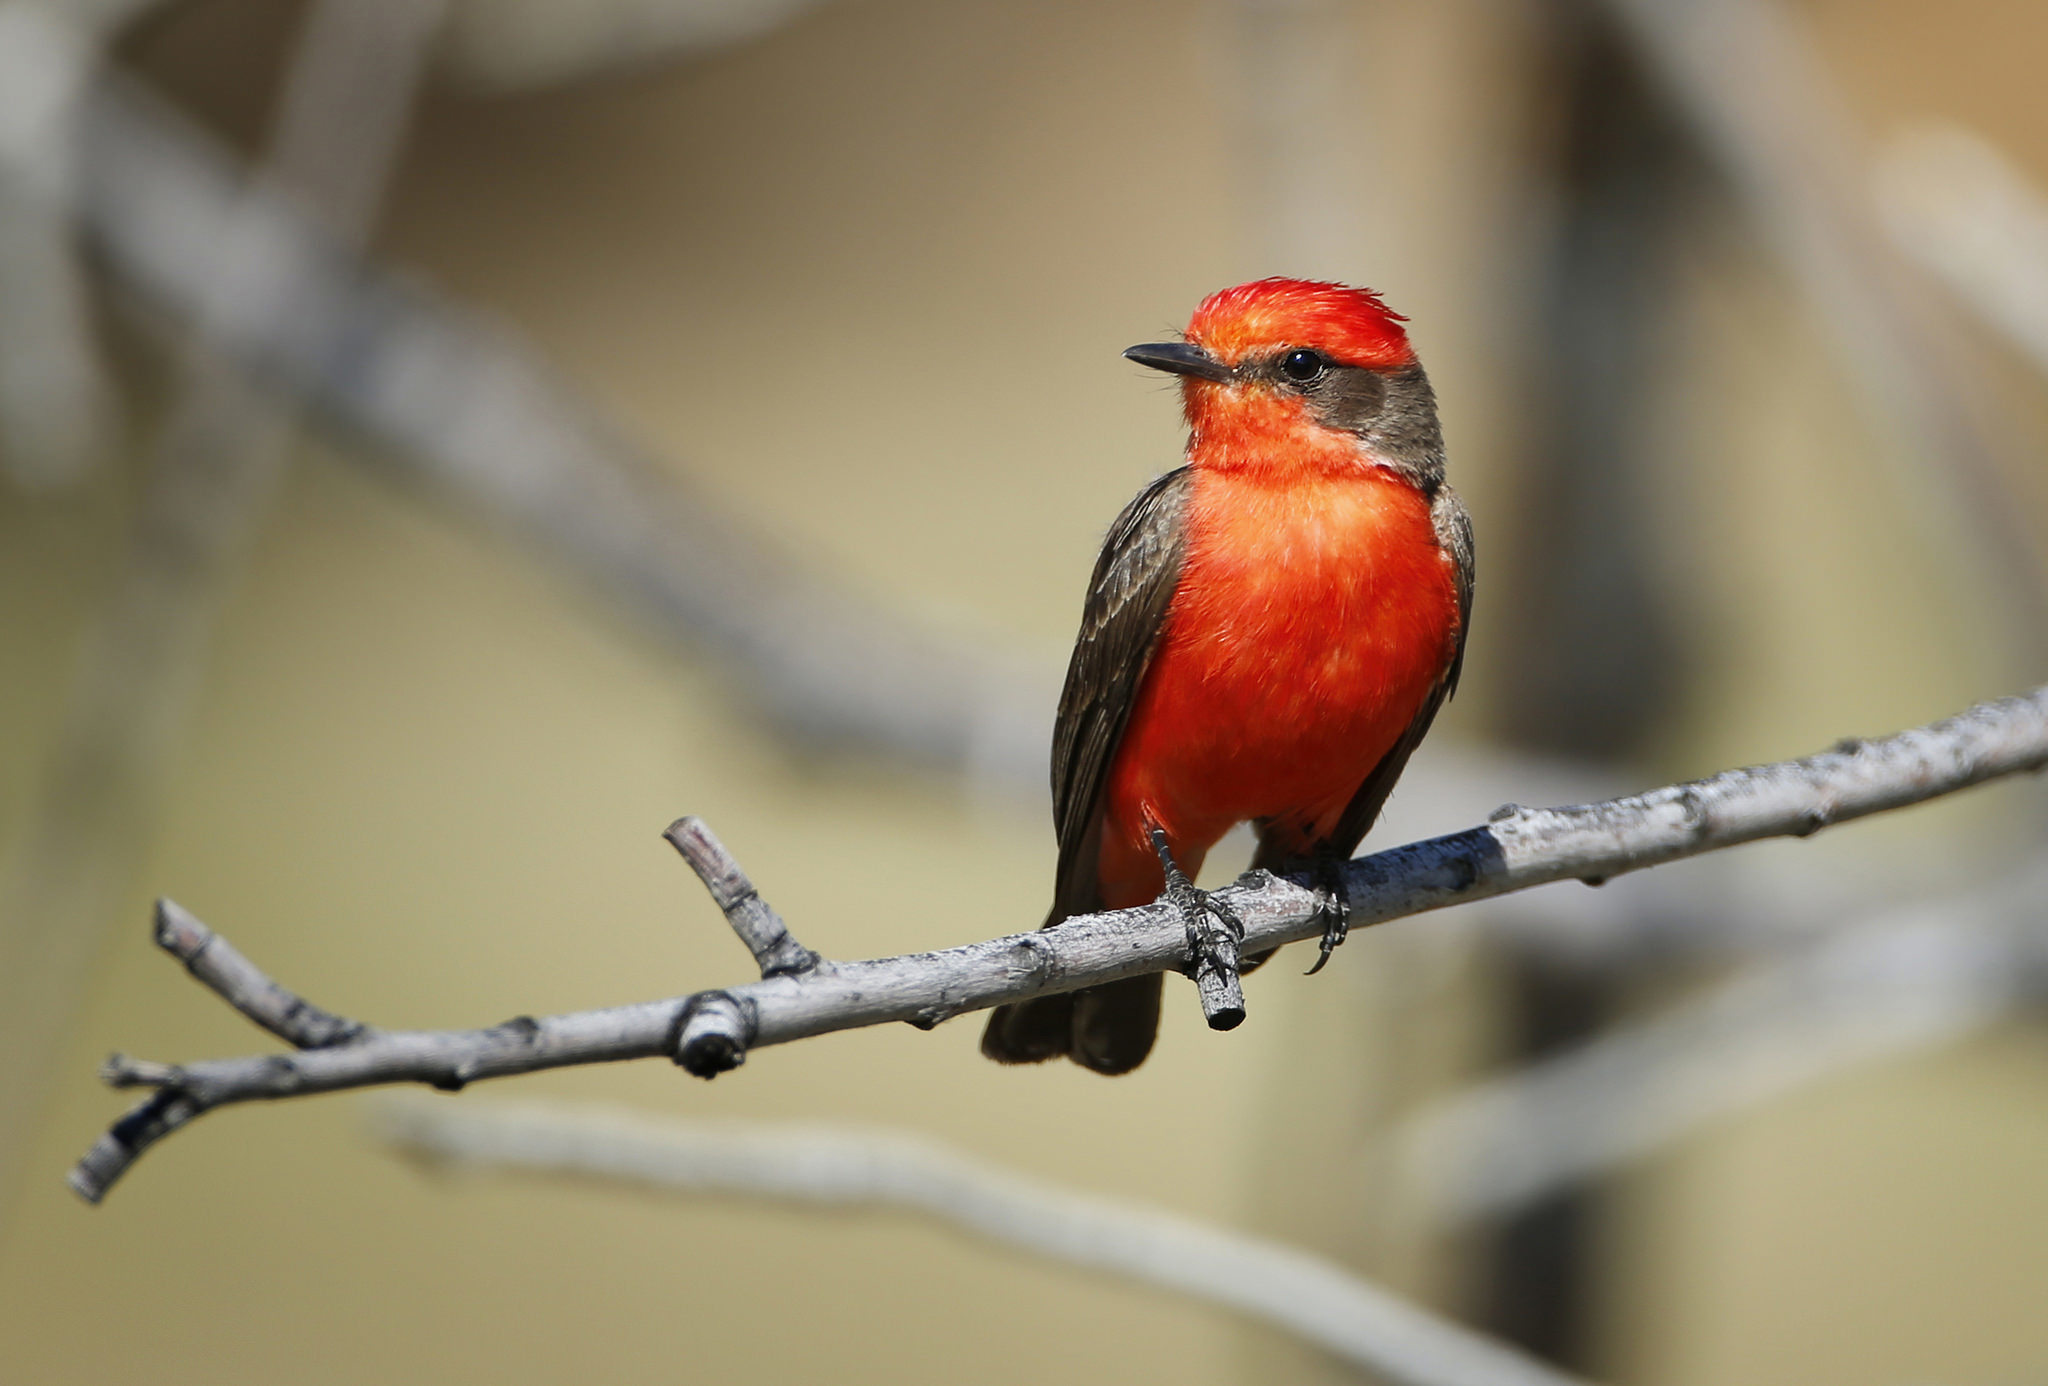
left=1095, top=464, right=1460, bottom=907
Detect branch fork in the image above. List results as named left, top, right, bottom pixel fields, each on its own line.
left=659, top=816, right=828, bottom=1076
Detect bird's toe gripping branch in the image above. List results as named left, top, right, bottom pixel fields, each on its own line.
left=1304, top=857, right=1352, bottom=976
left=1149, top=826, right=1246, bottom=1030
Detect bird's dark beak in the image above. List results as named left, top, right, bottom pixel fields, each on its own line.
left=1124, top=342, right=1233, bottom=383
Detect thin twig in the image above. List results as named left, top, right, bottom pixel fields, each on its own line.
left=152, top=898, right=369, bottom=1049
left=662, top=816, right=819, bottom=980
left=375, top=1096, right=1590, bottom=1386
left=67, top=685, right=2048, bottom=1203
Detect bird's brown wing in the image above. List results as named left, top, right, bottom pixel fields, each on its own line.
left=982, top=467, right=1192, bottom=1071
left=1046, top=466, right=1195, bottom=925
left=1260, top=482, right=1475, bottom=870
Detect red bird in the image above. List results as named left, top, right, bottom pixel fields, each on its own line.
left=982, top=278, right=1473, bottom=1074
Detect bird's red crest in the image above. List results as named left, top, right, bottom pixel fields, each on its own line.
left=1185, top=277, right=1414, bottom=370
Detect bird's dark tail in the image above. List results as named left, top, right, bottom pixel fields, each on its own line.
left=980, top=972, right=1161, bottom=1075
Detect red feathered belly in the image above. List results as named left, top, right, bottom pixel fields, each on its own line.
left=1096, top=468, right=1458, bottom=908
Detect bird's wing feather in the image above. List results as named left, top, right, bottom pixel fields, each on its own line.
left=1046, top=466, right=1194, bottom=925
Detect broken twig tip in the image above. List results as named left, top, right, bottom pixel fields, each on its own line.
left=664, top=816, right=820, bottom=979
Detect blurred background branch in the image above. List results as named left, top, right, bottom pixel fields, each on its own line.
left=374, top=1094, right=1591, bottom=1386
left=1878, top=121, right=2048, bottom=387
left=0, top=0, right=443, bottom=1228
left=1396, top=856, right=2048, bottom=1229
left=58, top=35, right=1055, bottom=784
left=1597, top=0, right=2048, bottom=664
left=0, top=0, right=155, bottom=489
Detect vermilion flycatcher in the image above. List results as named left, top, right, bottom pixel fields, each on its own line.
left=982, top=278, right=1473, bottom=1074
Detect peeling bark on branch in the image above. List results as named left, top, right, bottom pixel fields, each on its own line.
left=69, top=685, right=2048, bottom=1203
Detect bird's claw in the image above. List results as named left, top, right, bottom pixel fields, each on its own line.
left=1149, top=826, right=1247, bottom=1029
left=1174, top=883, right=1245, bottom=979
left=1303, top=859, right=1351, bottom=976
left=1175, top=887, right=1246, bottom=1031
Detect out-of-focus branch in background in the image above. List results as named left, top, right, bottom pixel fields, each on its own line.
left=374, top=1095, right=1590, bottom=1386
left=0, top=0, right=443, bottom=1221
left=60, top=45, right=1055, bottom=788
left=442, top=0, right=835, bottom=92
left=1598, top=0, right=2048, bottom=664
left=1878, top=122, right=2048, bottom=388
left=1396, top=858, right=2048, bottom=1228
left=0, top=1, right=156, bottom=487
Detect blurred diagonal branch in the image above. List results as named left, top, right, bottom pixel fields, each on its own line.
left=1395, top=858, right=2048, bottom=1227
left=1598, top=0, right=2048, bottom=658
left=51, top=48, right=1053, bottom=787
left=67, top=684, right=2048, bottom=1204
left=374, top=1095, right=1589, bottom=1386
left=0, top=0, right=442, bottom=1216
left=0, top=1, right=156, bottom=487
left=442, top=0, right=834, bottom=92
left=1878, top=123, right=2048, bottom=386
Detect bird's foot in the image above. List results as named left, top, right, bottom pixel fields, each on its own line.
left=1149, top=826, right=1245, bottom=1030
left=1304, top=857, right=1351, bottom=976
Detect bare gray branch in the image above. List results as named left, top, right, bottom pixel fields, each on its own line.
left=153, top=898, right=369, bottom=1049
left=68, top=685, right=2048, bottom=1204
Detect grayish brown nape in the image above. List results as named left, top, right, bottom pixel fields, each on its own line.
left=1356, top=366, right=1447, bottom=493
left=1240, top=350, right=1447, bottom=492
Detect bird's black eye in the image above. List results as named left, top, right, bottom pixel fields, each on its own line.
left=1280, top=349, right=1326, bottom=383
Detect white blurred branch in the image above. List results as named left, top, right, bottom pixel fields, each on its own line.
left=41, top=49, right=1055, bottom=789
left=67, top=685, right=2048, bottom=1204
left=1396, top=859, right=2048, bottom=1226
left=1877, top=123, right=2048, bottom=384
left=1599, top=0, right=2048, bottom=651
left=0, top=2, right=146, bottom=486
left=375, top=1095, right=1588, bottom=1386
left=0, top=0, right=442, bottom=1216
left=444, top=0, right=832, bottom=91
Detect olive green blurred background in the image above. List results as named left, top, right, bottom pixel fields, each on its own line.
left=3, top=1, right=2048, bottom=1382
